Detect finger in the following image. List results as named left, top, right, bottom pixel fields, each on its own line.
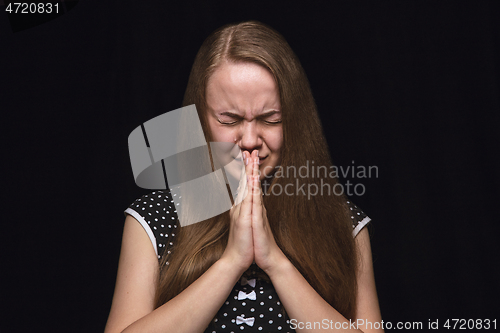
left=239, top=151, right=253, bottom=218
left=252, top=150, right=263, bottom=225
left=232, top=154, right=248, bottom=214
left=232, top=151, right=250, bottom=219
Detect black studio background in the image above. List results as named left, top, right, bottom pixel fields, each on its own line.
left=2, top=0, right=499, bottom=331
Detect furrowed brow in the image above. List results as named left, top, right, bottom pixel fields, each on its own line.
left=257, top=110, right=281, bottom=119
left=219, top=111, right=244, bottom=118
left=218, top=110, right=281, bottom=120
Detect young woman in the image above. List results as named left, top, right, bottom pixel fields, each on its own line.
left=105, top=21, right=383, bottom=333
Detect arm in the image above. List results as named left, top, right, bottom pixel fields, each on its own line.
left=248, top=147, right=382, bottom=332
left=105, top=152, right=257, bottom=333
left=353, top=227, right=383, bottom=332
left=265, top=227, right=383, bottom=333
left=104, top=215, right=244, bottom=333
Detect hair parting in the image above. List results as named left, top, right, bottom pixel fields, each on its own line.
left=155, top=20, right=358, bottom=320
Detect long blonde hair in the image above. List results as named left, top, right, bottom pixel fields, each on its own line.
left=155, top=20, right=358, bottom=320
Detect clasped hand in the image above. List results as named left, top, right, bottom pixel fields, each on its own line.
left=221, top=150, right=287, bottom=276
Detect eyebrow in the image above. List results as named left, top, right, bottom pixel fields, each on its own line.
left=218, top=110, right=281, bottom=119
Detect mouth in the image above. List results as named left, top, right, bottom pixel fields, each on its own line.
left=258, top=156, right=268, bottom=165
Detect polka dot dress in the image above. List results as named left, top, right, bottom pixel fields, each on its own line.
left=348, top=199, right=371, bottom=237
left=124, top=190, right=179, bottom=262
left=205, top=266, right=293, bottom=332
left=124, top=191, right=371, bottom=333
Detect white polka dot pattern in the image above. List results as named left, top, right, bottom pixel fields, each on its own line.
left=125, top=191, right=371, bottom=332
left=125, top=190, right=179, bottom=263
left=206, top=268, right=293, bottom=333
left=347, top=199, right=371, bottom=237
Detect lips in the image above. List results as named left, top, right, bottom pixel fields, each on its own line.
left=258, top=156, right=267, bottom=165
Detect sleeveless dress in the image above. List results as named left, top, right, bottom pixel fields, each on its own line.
left=124, top=190, right=371, bottom=333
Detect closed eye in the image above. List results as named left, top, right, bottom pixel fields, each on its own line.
left=258, top=110, right=281, bottom=125
left=216, top=111, right=282, bottom=126
left=218, top=119, right=282, bottom=126
left=217, top=118, right=239, bottom=126
left=262, top=120, right=282, bottom=125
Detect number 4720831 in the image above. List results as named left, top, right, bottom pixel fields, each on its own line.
left=443, top=319, right=496, bottom=330
left=5, top=3, right=60, bottom=14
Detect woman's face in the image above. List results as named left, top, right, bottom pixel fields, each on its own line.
left=206, top=61, right=283, bottom=180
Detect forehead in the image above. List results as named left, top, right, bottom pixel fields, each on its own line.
left=206, top=61, right=280, bottom=116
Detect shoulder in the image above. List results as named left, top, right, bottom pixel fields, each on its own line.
left=346, top=199, right=371, bottom=238
left=124, top=190, right=180, bottom=260
left=105, top=214, right=159, bottom=332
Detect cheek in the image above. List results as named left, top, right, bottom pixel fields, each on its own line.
left=265, top=128, right=283, bottom=152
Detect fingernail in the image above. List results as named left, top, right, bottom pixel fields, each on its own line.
left=245, top=157, right=248, bottom=165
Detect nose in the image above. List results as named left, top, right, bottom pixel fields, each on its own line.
left=237, top=121, right=262, bottom=155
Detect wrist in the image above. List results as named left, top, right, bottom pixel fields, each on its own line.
left=263, top=252, right=293, bottom=280
left=216, top=255, right=250, bottom=278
